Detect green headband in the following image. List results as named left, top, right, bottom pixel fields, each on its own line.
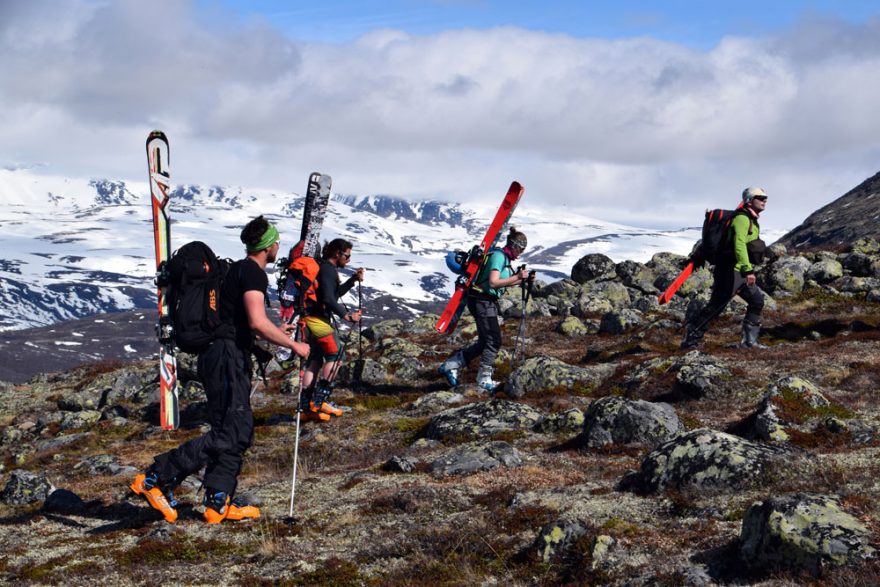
left=248, top=223, right=280, bottom=253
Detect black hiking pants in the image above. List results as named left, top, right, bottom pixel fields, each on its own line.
left=688, top=259, right=764, bottom=337
left=151, top=338, right=254, bottom=496
left=462, top=296, right=502, bottom=371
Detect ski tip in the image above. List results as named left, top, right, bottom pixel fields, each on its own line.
left=508, top=181, right=524, bottom=194
left=147, top=130, right=167, bottom=141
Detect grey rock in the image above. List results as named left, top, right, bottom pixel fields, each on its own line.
left=740, top=493, right=874, bottom=574
left=364, top=319, right=404, bottom=341
left=571, top=253, right=617, bottom=283
left=534, top=408, right=585, bottom=434
left=806, top=259, right=843, bottom=284
left=579, top=396, right=684, bottom=449
left=533, top=516, right=590, bottom=563
left=625, top=428, right=790, bottom=493
left=507, top=355, right=615, bottom=399
left=599, top=308, right=643, bottom=335
left=36, top=432, right=92, bottom=453
left=766, top=256, right=811, bottom=294
left=59, top=409, right=102, bottom=431
left=408, top=391, right=465, bottom=415
left=616, top=260, right=659, bottom=294
left=0, top=469, right=55, bottom=505
left=429, top=441, right=522, bottom=477
left=425, top=399, right=543, bottom=441
left=382, top=456, right=417, bottom=473
left=555, top=316, right=589, bottom=337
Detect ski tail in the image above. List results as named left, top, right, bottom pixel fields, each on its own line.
left=435, top=181, right=524, bottom=334
left=658, top=261, right=694, bottom=305
left=147, top=130, right=180, bottom=431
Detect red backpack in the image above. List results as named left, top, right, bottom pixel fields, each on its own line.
left=277, top=240, right=320, bottom=323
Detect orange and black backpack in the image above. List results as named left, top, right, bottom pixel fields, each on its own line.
left=277, top=240, right=320, bottom=323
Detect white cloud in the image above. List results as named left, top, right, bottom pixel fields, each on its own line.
left=1, top=1, right=879, bottom=232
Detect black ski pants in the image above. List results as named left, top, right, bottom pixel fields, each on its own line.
left=151, top=338, right=254, bottom=496
left=689, top=260, right=764, bottom=336
left=462, top=296, right=502, bottom=371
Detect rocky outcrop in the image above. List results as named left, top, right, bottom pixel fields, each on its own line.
left=0, top=469, right=54, bottom=505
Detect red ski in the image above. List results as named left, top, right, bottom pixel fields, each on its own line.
left=147, top=130, right=179, bottom=430
left=658, top=261, right=694, bottom=305
left=434, top=181, right=524, bottom=334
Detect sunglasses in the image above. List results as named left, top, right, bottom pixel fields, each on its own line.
left=753, top=196, right=768, bottom=201
left=341, top=252, right=351, bottom=259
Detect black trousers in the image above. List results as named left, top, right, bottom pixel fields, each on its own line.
left=689, top=260, right=764, bottom=335
left=462, top=296, right=502, bottom=371
left=151, top=338, right=254, bottom=496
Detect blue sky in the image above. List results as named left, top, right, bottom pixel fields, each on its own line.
left=2, top=0, right=880, bottom=232
left=211, top=0, right=879, bottom=46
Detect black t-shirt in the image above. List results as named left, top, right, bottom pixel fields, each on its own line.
left=220, top=258, right=268, bottom=350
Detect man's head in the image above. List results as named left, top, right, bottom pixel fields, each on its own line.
left=742, top=187, right=768, bottom=213
left=322, top=238, right=354, bottom=267
left=241, top=215, right=281, bottom=263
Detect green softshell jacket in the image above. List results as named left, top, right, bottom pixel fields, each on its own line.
left=730, top=213, right=760, bottom=274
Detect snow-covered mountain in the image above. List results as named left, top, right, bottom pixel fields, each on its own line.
left=0, top=168, right=738, bottom=331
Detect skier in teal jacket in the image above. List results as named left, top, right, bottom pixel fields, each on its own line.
left=439, top=228, right=532, bottom=391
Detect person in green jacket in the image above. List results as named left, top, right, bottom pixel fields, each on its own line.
left=681, top=187, right=768, bottom=349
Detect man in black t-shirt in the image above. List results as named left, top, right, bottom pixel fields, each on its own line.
left=300, top=238, right=363, bottom=420
left=130, top=216, right=310, bottom=524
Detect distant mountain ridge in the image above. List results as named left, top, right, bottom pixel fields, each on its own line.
left=777, top=170, right=880, bottom=251
left=0, top=168, right=709, bottom=331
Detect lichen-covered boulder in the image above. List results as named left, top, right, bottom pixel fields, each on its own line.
left=424, top=399, right=543, bottom=441
left=579, top=396, right=684, bottom=449
left=599, top=309, right=643, bottom=335
left=740, top=493, right=874, bottom=574
left=675, top=353, right=733, bottom=399
left=766, top=256, right=811, bottom=294
left=572, top=253, right=617, bottom=283
left=578, top=280, right=632, bottom=312
left=59, top=410, right=102, bottom=431
left=675, top=266, right=714, bottom=298
left=534, top=517, right=589, bottom=563
left=0, top=469, right=55, bottom=505
left=556, top=316, right=590, bottom=337
left=806, top=259, right=844, bottom=284
left=534, top=408, right=585, bottom=434
left=408, top=391, right=466, bottom=415
left=615, top=260, right=658, bottom=294
left=429, top=441, right=522, bottom=477
left=507, top=355, right=615, bottom=399
left=406, top=314, right=440, bottom=334
left=336, top=358, right=388, bottom=386
left=736, top=376, right=832, bottom=442
left=363, top=319, right=404, bottom=341
left=623, top=428, right=789, bottom=493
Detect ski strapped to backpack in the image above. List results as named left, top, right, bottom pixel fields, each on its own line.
left=435, top=181, right=524, bottom=334
left=147, top=130, right=179, bottom=430
left=658, top=204, right=748, bottom=305
left=277, top=172, right=332, bottom=325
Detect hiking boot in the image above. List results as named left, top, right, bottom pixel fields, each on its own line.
left=739, top=320, right=768, bottom=349
left=476, top=366, right=499, bottom=393
left=438, top=351, right=465, bottom=387
left=130, top=472, right=178, bottom=523
left=316, top=401, right=343, bottom=417
left=679, top=325, right=704, bottom=350
left=300, top=407, right=331, bottom=422
left=203, top=490, right=261, bottom=524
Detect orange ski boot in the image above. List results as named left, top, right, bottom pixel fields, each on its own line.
left=130, top=472, right=178, bottom=523
left=203, top=490, right=261, bottom=524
